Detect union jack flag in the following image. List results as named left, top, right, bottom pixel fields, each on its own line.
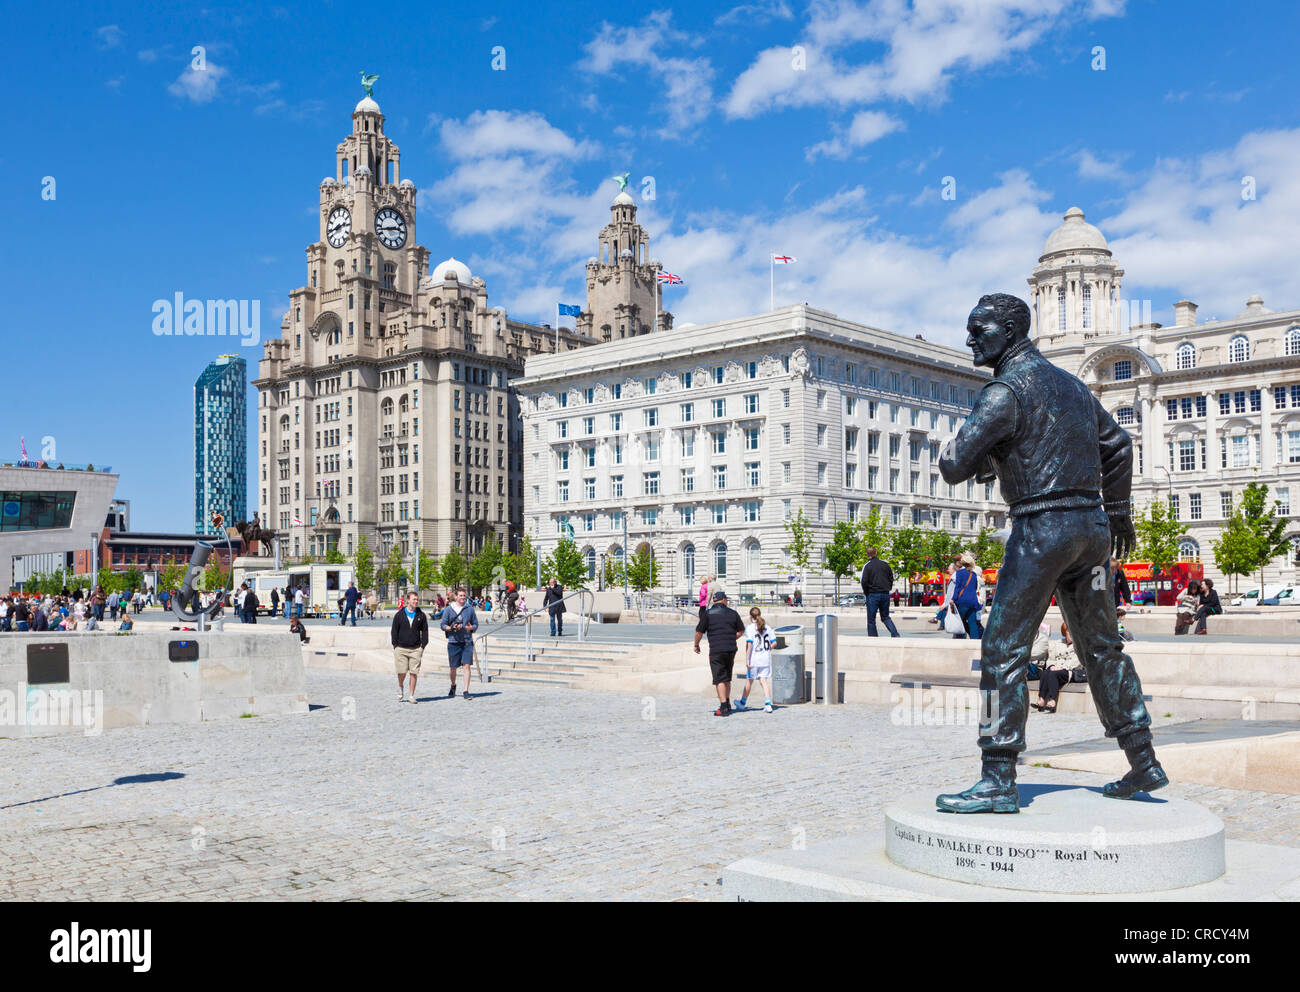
left=657, top=271, right=683, bottom=285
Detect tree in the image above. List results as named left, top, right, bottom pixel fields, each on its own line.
left=1212, top=482, right=1290, bottom=596
left=468, top=536, right=504, bottom=595
left=413, top=545, right=436, bottom=592
left=602, top=554, right=625, bottom=591
left=505, top=534, right=539, bottom=590
left=200, top=560, right=230, bottom=592
left=823, top=520, right=861, bottom=600
left=380, top=545, right=407, bottom=598
left=923, top=530, right=965, bottom=573
left=437, top=544, right=467, bottom=592
left=1133, top=500, right=1184, bottom=572
left=967, top=526, right=1005, bottom=569
left=783, top=509, right=817, bottom=591
left=545, top=538, right=588, bottom=590
left=856, top=504, right=892, bottom=567
left=889, top=526, right=930, bottom=599
left=353, top=536, right=375, bottom=590
left=159, top=564, right=186, bottom=595
left=324, top=546, right=347, bottom=565
left=625, top=546, right=661, bottom=592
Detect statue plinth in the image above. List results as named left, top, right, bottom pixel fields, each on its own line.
left=884, top=789, right=1223, bottom=893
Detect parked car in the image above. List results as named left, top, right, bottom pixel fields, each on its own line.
left=1231, top=585, right=1285, bottom=607
left=1261, top=585, right=1296, bottom=606
left=837, top=593, right=866, bottom=607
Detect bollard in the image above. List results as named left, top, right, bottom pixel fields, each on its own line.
left=815, top=614, right=840, bottom=705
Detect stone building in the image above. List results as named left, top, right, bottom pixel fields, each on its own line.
left=255, top=95, right=593, bottom=564
left=575, top=192, right=673, bottom=340
left=1031, top=207, right=1300, bottom=588
left=517, top=306, right=1001, bottom=600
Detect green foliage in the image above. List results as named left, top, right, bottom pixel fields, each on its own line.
left=888, top=526, right=930, bottom=591
left=380, top=544, right=407, bottom=592
left=413, top=546, right=436, bottom=591
left=603, top=554, right=625, bottom=590
left=823, top=520, right=861, bottom=582
left=353, top=536, right=375, bottom=590
left=504, top=534, right=539, bottom=589
left=855, top=504, right=892, bottom=566
left=159, top=564, right=186, bottom=594
left=922, top=530, right=965, bottom=572
left=1211, top=482, right=1290, bottom=594
left=783, top=509, right=817, bottom=577
left=545, top=538, right=588, bottom=590
left=437, top=543, right=467, bottom=591
left=324, top=546, right=347, bottom=564
left=967, top=526, right=1005, bottom=569
left=468, top=536, right=504, bottom=594
left=200, top=560, right=230, bottom=592
left=625, top=546, right=660, bottom=592
left=1133, top=500, right=1184, bottom=572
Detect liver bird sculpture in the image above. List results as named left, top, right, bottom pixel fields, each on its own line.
left=360, top=72, right=380, bottom=98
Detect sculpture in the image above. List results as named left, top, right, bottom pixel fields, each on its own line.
left=360, top=72, right=380, bottom=98
left=611, top=172, right=631, bottom=193
left=234, top=513, right=278, bottom=557
left=935, top=293, right=1166, bottom=813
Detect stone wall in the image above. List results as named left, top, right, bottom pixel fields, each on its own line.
left=0, top=631, right=307, bottom=737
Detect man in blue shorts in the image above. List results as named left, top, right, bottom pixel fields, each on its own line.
left=439, top=587, right=479, bottom=700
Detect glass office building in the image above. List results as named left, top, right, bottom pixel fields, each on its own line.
left=194, top=355, right=247, bottom=534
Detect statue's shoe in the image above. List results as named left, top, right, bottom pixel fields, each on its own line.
left=935, top=780, right=1019, bottom=814
left=1102, top=765, right=1169, bottom=799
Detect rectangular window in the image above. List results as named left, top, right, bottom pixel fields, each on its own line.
left=1279, top=488, right=1291, bottom=516
left=744, top=501, right=760, bottom=522
left=1234, top=391, right=1246, bottom=414
left=610, top=412, right=622, bottom=432
left=584, top=478, right=596, bottom=500
left=713, top=431, right=726, bottom=455
left=1196, top=395, right=1207, bottom=418
left=558, top=451, right=569, bottom=471
left=643, top=472, right=660, bottom=496
left=644, top=408, right=658, bottom=427
left=817, top=424, right=827, bottom=446
left=845, top=428, right=858, bottom=453
left=746, top=462, right=761, bottom=487
left=1179, top=440, right=1195, bottom=472
left=557, top=420, right=568, bottom=439
left=714, top=465, right=727, bottom=489
left=1219, top=393, right=1231, bottom=416
left=845, top=463, right=857, bottom=489
left=612, top=384, right=622, bottom=400
left=1232, top=435, right=1250, bottom=468
left=783, top=462, right=791, bottom=483
left=643, top=377, right=657, bottom=395
left=585, top=447, right=596, bottom=468
left=782, top=424, right=791, bottom=445
left=817, top=463, right=827, bottom=485
left=744, top=394, right=759, bottom=415
left=681, top=402, right=694, bottom=423
left=712, top=398, right=725, bottom=418
left=1221, top=491, right=1232, bottom=517
left=1190, top=493, right=1202, bottom=520
left=744, top=427, right=760, bottom=451
left=712, top=366, right=724, bottom=385
left=889, top=436, right=900, bottom=458
left=682, top=371, right=693, bottom=389
left=846, top=363, right=858, bottom=384
left=681, top=432, right=695, bottom=457
left=642, top=508, right=658, bottom=526
left=1251, top=389, right=1262, bottom=412
left=583, top=416, right=594, bottom=435
left=681, top=468, right=695, bottom=492
left=1114, top=360, right=1132, bottom=381
left=1180, top=397, right=1193, bottom=419
left=868, top=466, right=878, bottom=490
left=680, top=506, right=695, bottom=526
left=712, top=504, right=727, bottom=524
left=889, top=468, right=899, bottom=492
left=1287, top=431, right=1300, bottom=465
left=1170, top=494, right=1181, bottom=519
left=645, top=438, right=660, bottom=461
left=746, top=360, right=758, bottom=379
left=612, top=475, right=624, bottom=498
left=557, top=481, right=569, bottom=502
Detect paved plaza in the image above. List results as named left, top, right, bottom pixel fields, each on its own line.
left=4, top=668, right=1297, bottom=901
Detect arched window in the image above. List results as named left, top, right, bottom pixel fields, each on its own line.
left=1228, top=336, right=1250, bottom=363
left=1291, top=535, right=1300, bottom=566
left=584, top=547, right=596, bottom=580
left=1116, top=407, right=1136, bottom=427
left=743, top=540, right=761, bottom=578
left=1082, top=284, right=1092, bottom=330
left=682, top=543, right=696, bottom=582
left=380, top=398, right=394, bottom=418
left=399, top=395, right=409, bottom=414
left=1177, top=539, right=1199, bottom=562
left=1057, top=287, right=1066, bottom=332
left=714, top=542, right=728, bottom=578
left=1176, top=342, right=1196, bottom=370
left=334, top=260, right=345, bottom=289
left=1286, top=327, right=1300, bottom=357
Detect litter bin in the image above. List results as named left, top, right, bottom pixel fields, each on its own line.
left=771, top=624, right=805, bottom=705
left=815, top=614, right=840, bottom=704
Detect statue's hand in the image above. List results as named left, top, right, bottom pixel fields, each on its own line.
left=1109, top=513, right=1135, bottom=559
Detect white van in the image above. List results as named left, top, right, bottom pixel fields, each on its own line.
left=1231, top=584, right=1285, bottom=607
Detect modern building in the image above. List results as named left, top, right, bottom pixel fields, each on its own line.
left=517, top=305, right=1000, bottom=599
left=195, top=354, right=248, bottom=534
left=254, top=93, right=597, bottom=565
left=1, top=464, right=119, bottom=590
left=1031, top=207, right=1300, bottom=587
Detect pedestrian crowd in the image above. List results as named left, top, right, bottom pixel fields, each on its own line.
left=0, top=583, right=149, bottom=633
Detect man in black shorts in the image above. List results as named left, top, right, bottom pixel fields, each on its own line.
left=693, top=590, right=745, bottom=716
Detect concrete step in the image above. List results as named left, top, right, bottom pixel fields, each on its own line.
left=487, top=674, right=576, bottom=687
left=484, top=663, right=596, bottom=677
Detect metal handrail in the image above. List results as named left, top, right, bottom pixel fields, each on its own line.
left=472, top=588, right=595, bottom=682
left=629, top=592, right=699, bottom=622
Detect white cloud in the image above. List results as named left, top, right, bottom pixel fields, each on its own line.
left=436, top=109, right=598, bottom=161
left=806, top=109, right=903, bottom=161
left=1100, top=128, right=1300, bottom=322
left=1075, top=150, right=1131, bottom=183
left=582, top=12, right=715, bottom=136
left=716, top=0, right=794, bottom=26
left=96, top=25, right=124, bottom=49
left=725, top=0, right=1127, bottom=118
left=167, top=62, right=227, bottom=103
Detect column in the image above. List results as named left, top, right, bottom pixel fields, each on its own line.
left=1258, top=382, right=1274, bottom=473
left=1203, top=387, right=1217, bottom=477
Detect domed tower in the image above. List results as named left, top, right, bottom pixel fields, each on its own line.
left=1027, top=207, right=1124, bottom=360
left=576, top=190, right=672, bottom=341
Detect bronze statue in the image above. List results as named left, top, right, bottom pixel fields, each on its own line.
left=234, top=514, right=277, bottom=557
left=935, top=293, right=1166, bottom=813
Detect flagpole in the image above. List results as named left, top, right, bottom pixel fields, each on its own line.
left=770, top=254, right=774, bottom=312
left=655, top=272, right=660, bottom=334
left=555, top=302, right=560, bottom=352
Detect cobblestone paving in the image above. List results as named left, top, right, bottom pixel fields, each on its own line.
left=3, top=670, right=1296, bottom=901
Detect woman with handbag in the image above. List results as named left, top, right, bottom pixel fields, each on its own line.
left=947, top=560, right=983, bottom=639
left=1174, top=581, right=1200, bottom=636
left=1033, top=622, right=1076, bottom=713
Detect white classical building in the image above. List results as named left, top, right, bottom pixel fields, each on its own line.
left=1031, top=207, right=1300, bottom=586
left=517, top=305, right=1003, bottom=600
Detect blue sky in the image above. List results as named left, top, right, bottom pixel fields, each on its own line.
left=7, top=0, right=1299, bottom=531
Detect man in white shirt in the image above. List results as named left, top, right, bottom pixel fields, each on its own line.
left=294, top=586, right=306, bottom=619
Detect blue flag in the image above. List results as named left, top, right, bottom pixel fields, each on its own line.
left=557, top=303, right=582, bottom=317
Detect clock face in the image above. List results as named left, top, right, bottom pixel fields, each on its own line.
left=375, top=207, right=407, bottom=249
left=326, top=206, right=351, bottom=248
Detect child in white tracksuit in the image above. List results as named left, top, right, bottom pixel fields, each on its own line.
left=736, top=607, right=776, bottom=713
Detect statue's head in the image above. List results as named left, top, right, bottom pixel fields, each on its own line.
left=966, top=293, right=1031, bottom=368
